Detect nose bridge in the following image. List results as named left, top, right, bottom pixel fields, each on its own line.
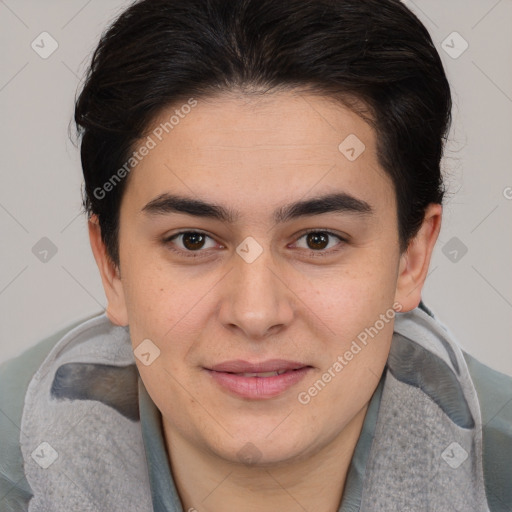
left=218, top=240, right=294, bottom=339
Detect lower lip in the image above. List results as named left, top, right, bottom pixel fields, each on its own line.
left=206, top=367, right=312, bottom=399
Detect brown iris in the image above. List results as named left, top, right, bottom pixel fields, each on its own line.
left=182, top=232, right=206, bottom=250
left=306, top=232, right=329, bottom=250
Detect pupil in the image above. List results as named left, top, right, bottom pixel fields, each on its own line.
left=183, top=232, right=205, bottom=250
left=307, top=232, right=328, bottom=250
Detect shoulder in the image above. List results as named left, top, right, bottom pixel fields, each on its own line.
left=463, top=351, right=512, bottom=512
left=416, top=302, right=512, bottom=510
left=0, top=314, right=101, bottom=511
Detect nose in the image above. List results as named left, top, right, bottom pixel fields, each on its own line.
left=217, top=246, right=295, bottom=341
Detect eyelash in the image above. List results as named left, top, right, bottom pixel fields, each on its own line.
left=163, top=229, right=347, bottom=259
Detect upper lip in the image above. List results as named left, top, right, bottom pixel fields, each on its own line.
left=208, top=359, right=309, bottom=373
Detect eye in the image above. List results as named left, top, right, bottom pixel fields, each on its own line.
left=293, top=230, right=346, bottom=255
left=163, top=229, right=346, bottom=259
left=164, top=231, right=219, bottom=256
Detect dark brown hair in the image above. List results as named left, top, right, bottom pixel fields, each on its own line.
left=74, top=0, right=451, bottom=267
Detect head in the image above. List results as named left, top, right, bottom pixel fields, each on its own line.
left=77, top=0, right=450, bottom=466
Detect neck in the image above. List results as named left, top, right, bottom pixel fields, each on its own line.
left=163, top=404, right=368, bottom=512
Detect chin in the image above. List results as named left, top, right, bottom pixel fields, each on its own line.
left=203, top=427, right=313, bottom=467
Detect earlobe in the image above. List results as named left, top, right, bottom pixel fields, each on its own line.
left=88, top=215, right=129, bottom=326
left=395, top=204, right=442, bottom=312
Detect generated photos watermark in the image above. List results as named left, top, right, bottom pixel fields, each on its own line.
left=297, top=302, right=403, bottom=405
left=93, top=98, right=198, bottom=200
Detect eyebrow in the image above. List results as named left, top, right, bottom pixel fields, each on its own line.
left=141, top=192, right=373, bottom=224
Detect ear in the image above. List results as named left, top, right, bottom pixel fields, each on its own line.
left=394, top=203, right=442, bottom=312
left=88, top=215, right=129, bottom=326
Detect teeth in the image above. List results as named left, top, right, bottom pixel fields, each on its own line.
left=238, top=370, right=288, bottom=377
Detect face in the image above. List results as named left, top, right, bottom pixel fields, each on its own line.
left=91, top=90, right=438, bottom=466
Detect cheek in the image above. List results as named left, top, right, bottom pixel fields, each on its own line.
left=121, top=251, right=186, bottom=321
left=315, top=258, right=398, bottom=332
left=121, top=228, right=399, bottom=347
left=123, top=268, right=215, bottom=374
left=307, top=281, right=396, bottom=409
left=120, top=266, right=170, bottom=353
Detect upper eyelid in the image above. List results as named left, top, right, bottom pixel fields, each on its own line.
left=295, top=228, right=346, bottom=241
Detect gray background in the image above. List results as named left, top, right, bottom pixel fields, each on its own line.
left=1, top=0, right=511, bottom=374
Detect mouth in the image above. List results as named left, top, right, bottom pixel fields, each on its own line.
left=204, top=359, right=312, bottom=399
left=232, top=369, right=290, bottom=377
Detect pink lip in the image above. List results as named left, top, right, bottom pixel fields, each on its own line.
left=205, top=359, right=312, bottom=399
left=209, top=359, right=306, bottom=373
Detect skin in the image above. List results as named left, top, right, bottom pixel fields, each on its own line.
left=89, top=90, right=441, bottom=511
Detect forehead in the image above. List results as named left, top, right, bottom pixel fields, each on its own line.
left=122, top=91, right=395, bottom=219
